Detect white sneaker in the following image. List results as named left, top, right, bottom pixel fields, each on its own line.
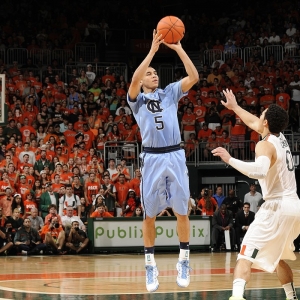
left=176, top=260, right=191, bottom=287
left=21, top=250, right=27, bottom=256
left=145, top=265, right=159, bottom=292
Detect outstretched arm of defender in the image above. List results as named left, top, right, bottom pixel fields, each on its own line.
left=212, top=141, right=275, bottom=179
left=222, top=89, right=264, bottom=134
left=128, top=30, right=163, bottom=100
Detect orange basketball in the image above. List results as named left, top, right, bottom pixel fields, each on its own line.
left=156, top=16, right=185, bottom=44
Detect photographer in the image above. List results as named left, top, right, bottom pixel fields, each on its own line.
left=197, top=188, right=218, bottom=216
left=0, top=222, right=14, bottom=255
left=65, top=220, right=89, bottom=254
left=14, top=218, right=47, bottom=255
left=40, top=216, right=65, bottom=254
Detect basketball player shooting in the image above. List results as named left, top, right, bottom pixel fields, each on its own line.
left=127, top=29, right=198, bottom=292
left=212, top=89, right=300, bottom=300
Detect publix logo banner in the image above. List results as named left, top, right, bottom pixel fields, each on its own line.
left=94, top=218, right=211, bottom=248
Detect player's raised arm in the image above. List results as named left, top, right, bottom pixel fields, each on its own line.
left=222, top=89, right=264, bottom=134
left=163, top=41, right=199, bottom=93
left=128, top=30, right=163, bottom=101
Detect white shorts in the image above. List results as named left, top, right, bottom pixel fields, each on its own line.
left=238, top=198, right=300, bottom=273
left=140, top=149, right=190, bottom=218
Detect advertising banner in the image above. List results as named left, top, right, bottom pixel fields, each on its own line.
left=92, top=217, right=211, bottom=248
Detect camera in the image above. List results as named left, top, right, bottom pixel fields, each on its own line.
left=54, top=223, right=60, bottom=228
left=204, top=189, right=209, bottom=197
left=60, top=140, right=66, bottom=145
left=74, top=227, right=79, bottom=231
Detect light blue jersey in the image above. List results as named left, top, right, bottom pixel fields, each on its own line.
left=127, top=80, right=190, bottom=218
left=127, top=81, right=187, bottom=148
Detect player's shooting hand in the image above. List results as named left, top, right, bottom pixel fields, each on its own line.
left=162, top=40, right=182, bottom=51
left=150, top=29, right=163, bottom=54
left=222, top=89, right=238, bottom=110
left=211, top=147, right=231, bottom=164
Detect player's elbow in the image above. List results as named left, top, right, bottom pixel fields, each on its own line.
left=190, top=72, right=199, bottom=84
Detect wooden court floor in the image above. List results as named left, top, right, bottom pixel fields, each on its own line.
left=0, top=252, right=299, bottom=299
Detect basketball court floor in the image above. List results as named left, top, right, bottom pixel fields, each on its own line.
left=0, top=252, right=299, bottom=299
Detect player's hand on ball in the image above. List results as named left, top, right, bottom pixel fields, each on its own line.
left=150, top=29, right=163, bottom=53
left=162, top=40, right=182, bottom=50
left=211, top=147, right=231, bottom=164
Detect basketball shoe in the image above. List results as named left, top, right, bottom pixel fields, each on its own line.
left=176, top=260, right=191, bottom=287
left=145, top=265, right=159, bottom=292
left=229, top=296, right=246, bottom=300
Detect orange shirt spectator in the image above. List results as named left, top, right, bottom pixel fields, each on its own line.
left=276, top=90, right=290, bottom=111
left=91, top=205, right=113, bottom=218
left=193, top=104, right=206, bottom=123
left=260, top=94, right=275, bottom=108
left=197, top=125, right=212, bottom=142
left=231, top=115, right=246, bottom=135
left=85, top=174, right=100, bottom=204
left=115, top=176, right=130, bottom=207
left=197, top=197, right=218, bottom=216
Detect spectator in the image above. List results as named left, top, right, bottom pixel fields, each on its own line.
left=222, top=189, right=243, bottom=217
left=28, top=207, right=44, bottom=231
left=243, top=183, right=262, bottom=213
left=58, top=184, right=81, bottom=217
left=0, top=223, right=14, bottom=255
left=121, top=189, right=137, bottom=217
left=90, top=203, right=113, bottom=217
left=14, top=218, right=47, bottom=255
left=0, top=187, right=13, bottom=217
left=235, top=202, right=255, bottom=251
left=6, top=208, right=24, bottom=231
left=100, top=174, right=116, bottom=215
left=40, top=216, right=65, bottom=254
left=86, top=65, right=96, bottom=87
left=197, top=188, right=218, bottom=216
left=286, top=23, right=297, bottom=37
left=61, top=206, right=86, bottom=231
left=40, top=182, right=59, bottom=218
left=84, top=172, right=100, bottom=205
left=114, top=173, right=130, bottom=217
left=65, top=220, right=89, bottom=254
left=211, top=204, right=235, bottom=252
left=213, top=185, right=226, bottom=207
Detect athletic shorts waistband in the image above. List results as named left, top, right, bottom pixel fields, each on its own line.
left=143, top=144, right=181, bottom=154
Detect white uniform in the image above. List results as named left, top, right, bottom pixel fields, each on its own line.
left=238, top=133, right=300, bottom=272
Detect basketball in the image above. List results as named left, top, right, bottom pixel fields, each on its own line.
left=156, top=16, right=185, bottom=44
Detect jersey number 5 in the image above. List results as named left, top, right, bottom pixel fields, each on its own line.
left=154, top=116, right=164, bottom=130
left=286, top=150, right=295, bottom=171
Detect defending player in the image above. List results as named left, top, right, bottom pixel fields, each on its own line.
left=127, top=30, right=198, bottom=292
left=212, top=89, right=300, bottom=300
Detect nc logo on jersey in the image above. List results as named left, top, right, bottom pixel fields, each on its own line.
left=147, top=100, right=163, bottom=114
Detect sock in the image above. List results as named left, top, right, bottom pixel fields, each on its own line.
left=179, top=242, right=190, bottom=261
left=144, top=247, right=155, bottom=266
left=283, top=282, right=298, bottom=299
left=232, top=278, right=246, bottom=297
left=180, top=242, right=189, bottom=250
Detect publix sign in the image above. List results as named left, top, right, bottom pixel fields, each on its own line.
left=93, top=218, right=211, bottom=248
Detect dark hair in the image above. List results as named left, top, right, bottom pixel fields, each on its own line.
left=203, top=188, right=209, bottom=196
left=264, top=104, right=288, bottom=134
left=244, top=202, right=250, bottom=207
